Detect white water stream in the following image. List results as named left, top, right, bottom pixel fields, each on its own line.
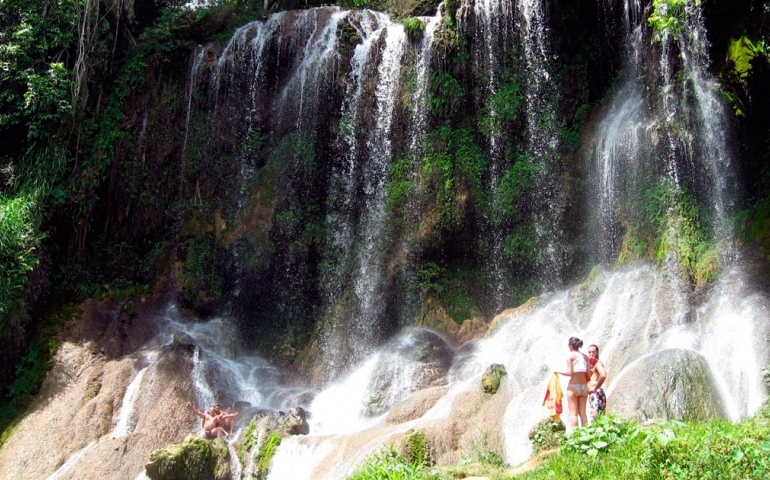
left=111, top=351, right=159, bottom=438
left=263, top=262, right=769, bottom=478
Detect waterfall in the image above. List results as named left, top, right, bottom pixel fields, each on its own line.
left=318, top=11, right=409, bottom=376
left=276, top=8, right=348, bottom=132
left=182, top=47, right=205, bottom=164
left=111, top=352, right=159, bottom=438
left=678, top=3, right=738, bottom=249
left=350, top=21, right=407, bottom=358
left=517, top=0, right=565, bottom=286
left=590, top=0, right=649, bottom=262
left=465, top=0, right=516, bottom=310
left=408, top=6, right=443, bottom=158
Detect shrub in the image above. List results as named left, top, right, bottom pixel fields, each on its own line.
left=403, top=18, right=425, bottom=41
left=529, top=418, right=566, bottom=454
left=0, top=191, right=43, bottom=335
left=562, top=415, right=640, bottom=457
left=347, top=446, right=424, bottom=480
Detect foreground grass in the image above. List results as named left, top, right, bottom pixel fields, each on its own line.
left=347, top=408, right=770, bottom=480
left=520, top=411, right=770, bottom=480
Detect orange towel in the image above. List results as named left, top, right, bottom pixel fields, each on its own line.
left=542, top=373, right=563, bottom=420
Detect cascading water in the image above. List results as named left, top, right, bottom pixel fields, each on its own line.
left=318, top=11, right=409, bottom=375
left=677, top=3, right=739, bottom=248
left=589, top=0, right=650, bottom=262
left=516, top=0, right=566, bottom=286
left=111, top=352, right=159, bottom=438
left=349, top=21, right=407, bottom=355
left=275, top=8, right=348, bottom=132
left=17, top=4, right=770, bottom=480
left=408, top=6, right=443, bottom=159
left=463, top=0, right=517, bottom=310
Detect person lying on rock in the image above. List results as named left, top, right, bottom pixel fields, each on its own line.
left=187, top=402, right=228, bottom=439
left=220, top=407, right=239, bottom=435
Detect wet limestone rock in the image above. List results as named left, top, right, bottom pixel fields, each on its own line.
left=482, top=364, right=507, bottom=394
left=232, top=407, right=309, bottom=478
left=386, top=386, right=447, bottom=424
left=145, top=434, right=229, bottom=480
left=364, top=329, right=454, bottom=416
left=608, top=348, right=728, bottom=421
left=281, top=406, right=310, bottom=435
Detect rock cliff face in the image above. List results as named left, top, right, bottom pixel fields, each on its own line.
left=0, top=298, right=197, bottom=479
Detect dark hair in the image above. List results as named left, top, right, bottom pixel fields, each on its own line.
left=588, top=344, right=599, bottom=356
left=568, top=337, right=583, bottom=350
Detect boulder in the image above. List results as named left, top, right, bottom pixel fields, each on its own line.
left=282, top=407, right=310, bottom=436
left=481, top=364, right=507, bottom=394
left=145, top=434, right=229, bottom=480
left=363, top=328, right=454, bottom=416
left=608, top=348, right=728, bottom=421
left=233, top=407, right=311, bottom=479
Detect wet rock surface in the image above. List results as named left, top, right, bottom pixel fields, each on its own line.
left=146, top=434, right=230, bottom=480
left=386, top=386, right=447, bottom=424
left=363, top=328, right=454, bottom=416
left=608, top=348, right=728, bottom=421
left=0, top=300, right=196, bottom=480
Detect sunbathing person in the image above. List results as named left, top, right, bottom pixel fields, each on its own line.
left=220, top=407, right=239, bottom=435
left=187, top=402, right=228, bottom=439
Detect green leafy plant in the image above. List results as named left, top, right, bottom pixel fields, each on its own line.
left=0, top=191, right=43, bottom=334
left=403, top=18, right=425, bottom=41
left=648, top=0, right=701, bottom=37
left=562, top=415, right=641, bottom=457
left=529, top=418, right=566, bottom=454
left=347, top=446, right=424, bottom=480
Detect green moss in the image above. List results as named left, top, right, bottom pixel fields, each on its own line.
left=401, top=429, right=430, bottom=466
left=420, top=123, right=484, bottom=230
left=740, top=196, right=770, bottom=260
left=402, top=17, right=425, bottom=41
left=655, top=192, right=719, bottom=286
left=421, top=264, right=481, bottom=324
left=239, top=418, right=258, bottom=462
left=254, top=432, right=281, bottom=480
left=180, top=234, right=224, bottom=308
left=481, top=364, right=507, bottom=394
left=146, top=434, right=229, bottom=480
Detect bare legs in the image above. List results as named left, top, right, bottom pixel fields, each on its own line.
left=567, top=387, right=588, bottom=427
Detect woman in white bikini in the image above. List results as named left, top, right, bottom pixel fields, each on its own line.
left=554, top=337, right=591, bottom=428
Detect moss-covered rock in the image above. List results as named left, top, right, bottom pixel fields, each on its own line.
left=608, top=348, right=728, bottom=422
left=481, top=364, right=507, bottom=394
left=145, top=434, right=229, bottom=480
